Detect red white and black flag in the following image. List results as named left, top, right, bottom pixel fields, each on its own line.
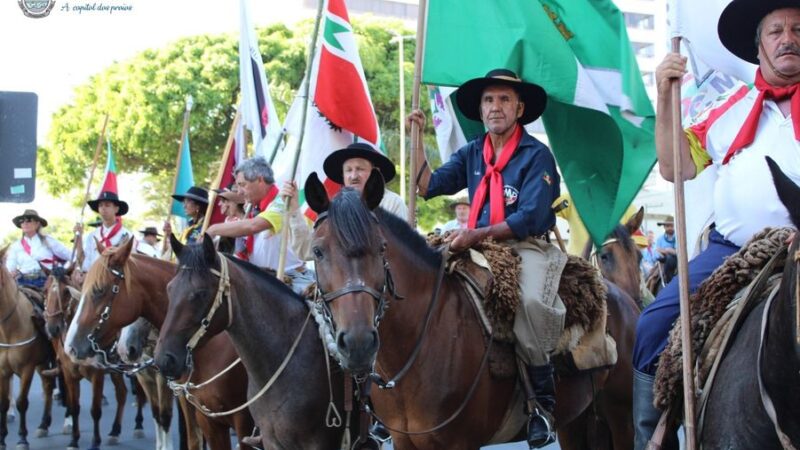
left=239, top=0, right=281, bottom=158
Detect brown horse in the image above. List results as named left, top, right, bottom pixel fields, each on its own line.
left=118, top=317, right=175, bottom=450
left=0, top=248, right=57, bottom=450
left=153, top=236, right=377, bottom=449
left=700, top=158, right=800, bottom=448
left=43, top=264, right=129, bottom=450
left=63, top=239, right=253, bottom=450
left=304, top=171, right=639, bottom=450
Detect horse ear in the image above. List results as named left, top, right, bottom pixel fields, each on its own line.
left=363, top=168, right=385, bottom=211
left=170, top=233, right=184, bottom=258
left=625, top=207, right=645, bottom=235
left=65, top=264, right=75, bottom=276
left=67, top=286, right=82, bottom=301
left=767, top=156, right=800, bottom=227
left=304, top=172, right=330, bottom=214
left=93, top=236, right=106, bottom=254
left=111, top=236, right=135, bottom=264
left=202, top=233, right=217, bottom=265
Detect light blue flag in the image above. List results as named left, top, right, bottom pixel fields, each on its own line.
left=171, top=134, right=195, bottom=217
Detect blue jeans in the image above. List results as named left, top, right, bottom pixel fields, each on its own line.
left=633, top=229, right=739, bottom=375
left=17, top=274, right=46, bottom=289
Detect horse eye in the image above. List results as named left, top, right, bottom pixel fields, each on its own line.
left=600, top=253, right=610, bottom=263
left=313, top=247, right=323, bottom=259
left=380, top=242, right=387, bottom=253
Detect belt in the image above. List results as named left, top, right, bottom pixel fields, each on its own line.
left=20, top=271, right=45, bottom=280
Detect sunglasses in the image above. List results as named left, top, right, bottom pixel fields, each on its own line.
left=21, top=218, right=37, bottom=223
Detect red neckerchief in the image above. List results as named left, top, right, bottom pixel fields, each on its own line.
left=99, top=218, right=123, bottom=248
left=725, top=69, right=800, bottom=164
left=21, top=235, right=64, bottom=265
left=468, top=124, right=523, bottom=229
left=237, top=185, right=279, bottom=261
left=20, top=237, right=32, bottom=255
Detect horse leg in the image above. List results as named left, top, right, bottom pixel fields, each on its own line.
left=177, top=396, right=203, bottom=450
left=34, top=370, right=53, bottom=437
left=63, top=370, right=80, bottom=450
left=14, top=366, right=35, bottom=450
left=155, top=375, right=174, bottom=450
left=89, top=372, right=104, bottom=450
left=557, top=410, right=590, bottom=450
left=107, top=372, right=127, bottom=444
left=131, top=374, right=148, bottom=438
left=196, top=416, right=230, bottom=450
left=232, top=410, right=256, bottom=449
left=0, top=374, right=10, bottom=450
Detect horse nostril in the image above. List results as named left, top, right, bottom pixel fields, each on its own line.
left=128, top=346, right=138, bottom=360
left=337, top=332, right=348, bottom=354
left=370, top=330, right=379, bottom=349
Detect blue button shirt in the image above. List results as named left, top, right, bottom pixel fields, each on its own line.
left=425, top=129, right=560, bottom=239
left=655, top=233, right=676, bottom=251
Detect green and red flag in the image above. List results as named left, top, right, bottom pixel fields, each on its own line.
left=98, top=138, right=118, bottom=194
left=422, top=0, right=656, bottom=245
left=274, top=0, right=382, bottom=219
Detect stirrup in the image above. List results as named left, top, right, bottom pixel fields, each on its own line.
left=369, top=421, right=392, bottom=443
left=528, top=408, right=556, bottom=449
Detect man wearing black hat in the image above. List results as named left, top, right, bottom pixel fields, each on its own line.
left=633, top=2, right=800, bottom=448
left=409, top=68, right=570, bottom=449
left=163, top=186, right=209, bottom=245
left=136, top=227, right=163, bottom=259
left=5, top=209, right=71, bottom=289
left=78, top=191, right=131, bottom=272
left=279, top=142, right=407, bottom=260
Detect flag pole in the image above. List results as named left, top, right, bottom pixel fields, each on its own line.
left=670, top=35, right=697, bottom=450
left=70, top=113, right=109, bottom=263
left=393, top=32, right=407, bottom=203
left=164, top=95, right=194, bottom=253
left=407, top=0, right=428, bottom=226
left=276, top=0, right=325, bottom=279
left=268, top=128, right=287, bottom=165
left=202, top=110, right=242, bottom=235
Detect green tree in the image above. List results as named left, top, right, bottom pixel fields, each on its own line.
left=43, top=16, right=451, bottom=231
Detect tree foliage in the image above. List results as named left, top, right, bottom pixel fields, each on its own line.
left=43, top=16, right=453, bottom=229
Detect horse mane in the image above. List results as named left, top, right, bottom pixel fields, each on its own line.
left=376, top=208, right=442, bottom=269
left=328, top=188, right=382, bottom=258
left=83, top=245, right=142, bottom=295
left=581, top=223, right=637, bottom=259
left=175, top=244, right=300, bottom=301
left=0, top=259, right=17, bottom=305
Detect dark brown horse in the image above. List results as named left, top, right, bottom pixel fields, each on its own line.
left=154, top=236, right=365, bottom=449
left=0, top=248, right=57, bottom=450
left=62, top=239, right=253, bottom=450
left=701, top=158, right=800, bottom=448
left=43, top=264, right=129, bottom=450
left=305, top=171, right=639, bottom=449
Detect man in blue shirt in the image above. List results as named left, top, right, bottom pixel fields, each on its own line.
left=410, top=69, right=575, bottom=449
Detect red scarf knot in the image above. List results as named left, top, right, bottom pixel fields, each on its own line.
left=99, top=218, right=123, bottom=248
left=467, top=125, right=523, bottom=229
left=725, top=69, right=800, bottom=164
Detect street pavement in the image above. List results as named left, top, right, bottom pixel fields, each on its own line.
left=10, top=373, right=560, bottom=449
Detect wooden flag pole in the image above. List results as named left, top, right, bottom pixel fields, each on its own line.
left=70, top=113, right=109, bottom=263
left=163, top=95, right=194, bottom=254
left=202, top=110, right=242, bottom=235
left=407, top=0, right=428, bottom=226
left=276, top=0, right=325, bottom=280
left=670, top=35, right=697, bottom=450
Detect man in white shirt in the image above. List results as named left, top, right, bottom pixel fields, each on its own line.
left=5, top=210, right=71, bottom=289
left=441, top=197, right=470, bottom=233
left=136, top=227, right=163, bottom=259
left=280, top=142, right=406, bottom=260
left=79, top=191, right=132, bottom=273
left=205, top=157, right=313, bottom=295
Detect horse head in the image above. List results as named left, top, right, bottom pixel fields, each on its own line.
left=44, top=263, right=80, bottom=339
left=118, top=317, right=154, bottom=364
left=584, top=208, right=645, bottom=304
left=306, top=169, right=387, bottom=374
left=65, top=236, right=137, bottom=365
left=155, top=233, right=223, bottom=379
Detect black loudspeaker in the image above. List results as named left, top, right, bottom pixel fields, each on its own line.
left=0, top=91, right=38, bottom=202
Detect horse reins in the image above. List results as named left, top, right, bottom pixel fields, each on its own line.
left=589, top=237, right=619, bottom=268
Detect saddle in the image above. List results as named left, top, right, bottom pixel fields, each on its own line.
left=653, top=227, right=792, bottom=412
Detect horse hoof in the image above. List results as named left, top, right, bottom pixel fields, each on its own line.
left=61, top=425, right=70, bottom=435
left=133, top=429, right=145, bottom=439
left=106, top=435, right=120, bottom=445
left=67, top=446, right=79, bottom=450
left=35, top=428, right=48, bottom=438
left=15, top=443, right=29, bottom=450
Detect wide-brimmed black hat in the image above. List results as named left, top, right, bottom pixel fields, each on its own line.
left=719, top=0, right=800, bottom=64
left=88, top=191, right=129, bottom=216
left=323, top=143, right=396, bottom=184
left=455, top=68, right=547, bottom=125
left=172, top=186, right=209, bottom=205
left=139, top=227, right=162, bottom=239
left=12, top=209, right=48, bottom=228
left=87, top=217, right=102, bottom=228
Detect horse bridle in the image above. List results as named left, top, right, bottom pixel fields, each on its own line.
left=311, top=210, right=403, bottom=367
left=44, top=276, right=77, bottom=321
left=589, top=237, right=619, bottom=268
left=84, top=264, right=153, bottom=374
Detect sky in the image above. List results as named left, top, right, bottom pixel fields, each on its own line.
left=0, top=0, right=316, bottom=238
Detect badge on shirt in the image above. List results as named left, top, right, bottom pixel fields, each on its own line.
left=543, top=171, right=553, bottom=186
left=503, top=185, right=519, bottom=206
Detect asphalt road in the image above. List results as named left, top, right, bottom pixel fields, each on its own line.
left=7, top=373, right=560, bottom=450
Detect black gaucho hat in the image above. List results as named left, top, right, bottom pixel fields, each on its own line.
left=455, top=68, right=548, bottom=125
left=171, top=186, right=209, bottom=205
left=719, top=0, right=800, bottom=64
left=323, top=143, right=396, bottom=184
left=88, top=191, right=129, bottom=216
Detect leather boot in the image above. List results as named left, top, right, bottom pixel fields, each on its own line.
left=633, top=370, right=678, bottom=450
left=526, top=362, right=556, bottom=449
